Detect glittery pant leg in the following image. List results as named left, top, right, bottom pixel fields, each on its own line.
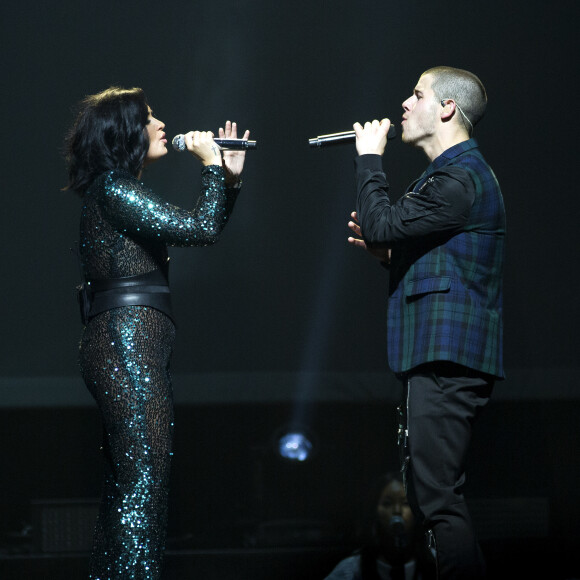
left=80, top=307, right=176, bottom=580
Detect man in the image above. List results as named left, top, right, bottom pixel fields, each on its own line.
left=349, top=67, right=505, bottom=579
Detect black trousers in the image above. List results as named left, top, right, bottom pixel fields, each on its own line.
left=398, top=362, right=494, bottom=580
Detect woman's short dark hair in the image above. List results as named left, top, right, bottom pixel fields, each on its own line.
left=64, top=86, right=150, bottom=194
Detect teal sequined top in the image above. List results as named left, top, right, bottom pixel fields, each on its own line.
left=80, top=165, right=238, bottom=281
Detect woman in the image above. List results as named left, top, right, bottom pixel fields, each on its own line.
left=325, top=472, right=433, bottom=580
left=64, top=86, right=249, bottom=579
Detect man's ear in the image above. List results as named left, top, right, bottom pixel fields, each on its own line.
left=440, top=99, right=455, bottom=121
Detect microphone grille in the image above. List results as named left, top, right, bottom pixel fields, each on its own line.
left=171, top=134, right=186, bottom=151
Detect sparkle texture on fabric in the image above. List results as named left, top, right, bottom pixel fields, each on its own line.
left=81, top=307, right=175, bottom=580
left=78, top=165, right=237, bottom=579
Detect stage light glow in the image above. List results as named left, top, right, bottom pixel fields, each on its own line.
left=278, top=432, right=313, bottom=462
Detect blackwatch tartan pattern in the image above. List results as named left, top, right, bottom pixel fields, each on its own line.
left=364, top=139, right=506, bottom=378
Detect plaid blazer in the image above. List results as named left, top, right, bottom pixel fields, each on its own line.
left=387, top=139, right=505, bottom=377
left=356, top=139, right=506, bottom=378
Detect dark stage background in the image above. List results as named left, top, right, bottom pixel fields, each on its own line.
left=0, top=0, right=578, bottom=578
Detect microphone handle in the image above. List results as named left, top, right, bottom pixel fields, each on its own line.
left=214, top=138, right=257, bottom=150
left=172, top=135, right=257, bottom=151
left=309, top=124, right=397, bottom=148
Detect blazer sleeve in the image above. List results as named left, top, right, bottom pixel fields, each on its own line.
left=355, top=154, right=475, bottom=246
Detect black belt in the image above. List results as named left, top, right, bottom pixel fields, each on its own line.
left=77, top=269, right=173, bottom=325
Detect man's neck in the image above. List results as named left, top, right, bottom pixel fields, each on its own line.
left=421, top=129, right=470, bottom=162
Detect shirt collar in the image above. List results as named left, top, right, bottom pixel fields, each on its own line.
left=425, top=138, right=479, bottom=174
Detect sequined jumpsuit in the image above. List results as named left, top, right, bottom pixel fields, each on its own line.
left=79, top=166, right=237, bottom=580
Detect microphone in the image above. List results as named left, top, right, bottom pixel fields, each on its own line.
left=308, top=124, right=397, bottom=148
left=172, top=134, right=257, bottom=151
left=388, top=515, right=408, bottom=551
